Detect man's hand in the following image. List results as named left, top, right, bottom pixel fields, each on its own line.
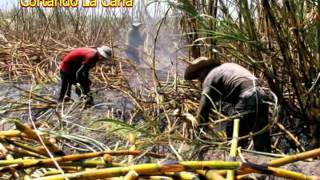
left=76, top=65, right=85, bottom=82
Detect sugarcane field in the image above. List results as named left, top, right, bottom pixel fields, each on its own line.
left=0, top=0, right=319, bottom=179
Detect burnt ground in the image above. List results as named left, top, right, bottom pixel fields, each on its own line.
left=1, top=82, right=319, bottom=179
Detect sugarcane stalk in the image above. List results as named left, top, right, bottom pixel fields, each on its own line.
left=5, top=152, right=19, bottom=179
left=178, top=161, right=240, bottom=170
left=227, top=119, right=240, bottom=180
left=235, top=162, right=320, bottom=180
left=140, top=176, right=173, bottom=180
left=196, top=170, right=225, bottom=180
left=0, top=130, right=26, bottom=138
left=269, top=148, right=320, bottom=166
left=60, top=159, right=125, bottom=168
left=240, top=163, right=319, bottom=180
left=237, top=148, right=320, bottom=176
left=267, top=166, right=318, bottom=180
left=164, top=171, right=200, bottom=180
left=6, top=145, right=48, bottom=159
left=124, top=170, right=139, bottom=180
left=0, top=159, right=119, bottom=175
left=14, top=121, right=63, bottom=156
left=32, top=164, right=162, bottom=180
left=103, top=154, right=113, bottom=164
left=32, top=161, right=241, bottom=180
left=128, top=133, right=136, bottom=164
left=0, top=150, right=162, bottom=170
left=5, top=138, right=49, bottom=157
left=42, top=169, right=64, bottom=177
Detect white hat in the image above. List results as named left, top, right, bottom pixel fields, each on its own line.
left=132, top=21, right=142, bottom=27
left=97, top=46, right=112, bottom=60
left=133, top=22, right=142, bottom=27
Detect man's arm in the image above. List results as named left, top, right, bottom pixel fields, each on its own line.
left=197, top=85, right=222, bottom=125
left=197, top=87, right=213, bottom=125
left=76, top=65, right=87, bottom=82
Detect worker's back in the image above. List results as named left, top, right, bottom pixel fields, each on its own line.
left=203, top=63, right=258, bottom=104
left=60, top=48, right=98, bottom=74
left=127, top=27, right=144, bottom=47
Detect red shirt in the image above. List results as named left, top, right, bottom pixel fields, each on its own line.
left=60, top=48, right=99, bottom=73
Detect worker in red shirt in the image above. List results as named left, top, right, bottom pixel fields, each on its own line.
left=185, top=57, right=272, bottom=152
left=58, top=46, right=112, bottom=105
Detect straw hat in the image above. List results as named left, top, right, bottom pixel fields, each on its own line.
left=97, top=46, right=112, bottom=60
left=184, top=57, right=221, bottom=80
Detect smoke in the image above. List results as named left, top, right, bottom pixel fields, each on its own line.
left=111, top=4, right=189, bottom=89
left=121, top=17, right=187, bottom=72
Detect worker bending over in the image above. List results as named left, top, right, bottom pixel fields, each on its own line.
left=185, top=57, right=272, bottom=152
left=58, top=46, right=112, bottom=106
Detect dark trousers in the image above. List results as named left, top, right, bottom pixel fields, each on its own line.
left=126, top=47, right=140, bottom=64
left=58, top=70, right=93, bottom=104
left=226, top=88, right=271, bottom=152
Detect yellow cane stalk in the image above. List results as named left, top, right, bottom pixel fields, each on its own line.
left=227, top=119, right=240, bottom=180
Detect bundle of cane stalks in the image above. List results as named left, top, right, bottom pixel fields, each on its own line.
left=0, top=120, right=319, bottom=180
